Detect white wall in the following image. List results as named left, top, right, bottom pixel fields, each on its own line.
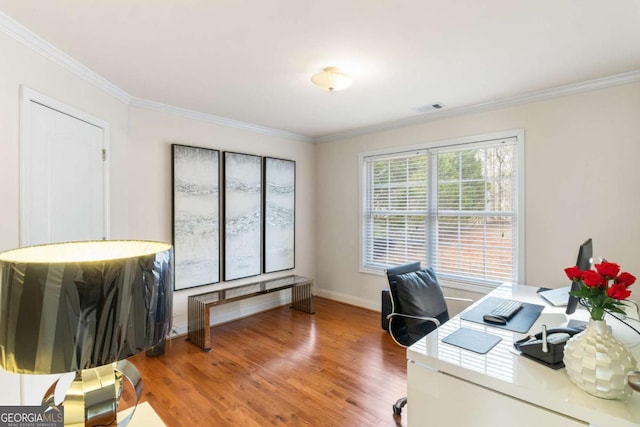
left=315, top=82, right=640, bottom=311
left=126, top=106, right=316, bottom=333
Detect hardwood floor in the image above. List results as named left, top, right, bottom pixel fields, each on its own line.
left=127, top=297, right=408, bottom=427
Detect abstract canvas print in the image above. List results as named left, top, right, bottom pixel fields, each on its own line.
left=223, top=152, right=262, bottom=280
left=263, top=157, right=295, bottom=273
left=172, top=144, right=219, bottom=290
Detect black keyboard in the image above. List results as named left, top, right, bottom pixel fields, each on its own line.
left=483, top=300, right=523, bottom=325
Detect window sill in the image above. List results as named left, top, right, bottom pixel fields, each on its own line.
left=361, top=266, right=499, bottom=295
left=439, top=279, right=495, bottom=295
left=359, top=266, right=386, bottom=276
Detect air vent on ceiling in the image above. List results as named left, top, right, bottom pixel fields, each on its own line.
left=413, top=103, right=446, bottom=113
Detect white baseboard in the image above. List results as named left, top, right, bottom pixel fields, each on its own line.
left=314, top=288, right=379, bottom=311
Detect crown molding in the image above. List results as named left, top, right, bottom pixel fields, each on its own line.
left=130, top=98, right=314, bottom=143
left=1, top=10, right=311, bottom=143
left=0, top=11, right=132, bottom=104
left=314, top=70, right=640, bottom=143
left=3, top=10, right=638, bottom=145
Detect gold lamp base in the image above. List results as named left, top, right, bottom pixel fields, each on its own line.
left=42, top=361, right=142, bottom=427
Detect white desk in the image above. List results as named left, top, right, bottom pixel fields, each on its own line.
left=406, top=283, right=640, bottom=427
left=119, top=402, right=167, bottom=426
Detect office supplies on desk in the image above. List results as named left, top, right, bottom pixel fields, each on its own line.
left=460, top=297, right=544, bottom=333
left=514, top=325, right=582, bottom=369
left=567, top=319, right=588, bottom=331
left=406, top=282, right=640, bottom=427
left=442, top=328, right=502, bottom=354
left=482, top=300, right=523, bottom=324
left=538, top=286, right=570, bottom=306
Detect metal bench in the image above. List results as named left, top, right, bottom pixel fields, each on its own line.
left=187, top=275, right=314, bottom=351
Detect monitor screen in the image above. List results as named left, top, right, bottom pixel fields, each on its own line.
left=566, top=238, right=593, bottom=315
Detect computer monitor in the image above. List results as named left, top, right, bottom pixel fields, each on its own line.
left=566, top=238, right=593, bottom=315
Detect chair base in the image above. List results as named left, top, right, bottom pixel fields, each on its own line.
left=393, top=396, right=407, bottom=415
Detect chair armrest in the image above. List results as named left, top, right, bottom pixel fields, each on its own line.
left=386, top=312, right=441, bottom=328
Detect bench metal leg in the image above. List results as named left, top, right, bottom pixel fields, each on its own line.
left=188, top=298, right=213, bottom=352
left=291, top=282, right=314, bottom=314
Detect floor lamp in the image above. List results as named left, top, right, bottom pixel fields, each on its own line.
left=0, top=240, right=173, bottom=426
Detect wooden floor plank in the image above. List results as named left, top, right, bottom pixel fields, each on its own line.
left=127, top=297, right=408, bottom=427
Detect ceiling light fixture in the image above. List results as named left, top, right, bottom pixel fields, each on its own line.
left=311, top=67, right=352, bottom=92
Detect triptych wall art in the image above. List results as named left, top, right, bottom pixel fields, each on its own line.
left=171, top=145, right=220, bottom=290
left=263, top=157, right=296, bottom=274
left=223, top=152, right=262, bottom=281
left=171, top=144, right=295, bottom=290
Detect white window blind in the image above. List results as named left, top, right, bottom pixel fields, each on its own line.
left=362, top=135, right=521, bottom=287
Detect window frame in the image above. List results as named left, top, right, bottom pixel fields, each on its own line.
left=358, top=129, right=525, bottom=292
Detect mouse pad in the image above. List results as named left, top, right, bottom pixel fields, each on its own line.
left=442, top=328, right=502, bottom=354
left=459, top=297, right=544, bottom=333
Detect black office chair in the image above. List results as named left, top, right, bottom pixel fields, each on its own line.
left=385, top=261, right=472, bottom=415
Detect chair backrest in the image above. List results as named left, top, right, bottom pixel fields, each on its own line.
left=386, top=262, right=449, bottom=346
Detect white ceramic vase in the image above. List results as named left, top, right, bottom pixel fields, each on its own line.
left=563, top=319, right=637, bottom=399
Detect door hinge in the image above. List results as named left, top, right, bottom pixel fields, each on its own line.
left=102, top=149, right=107, bottom=161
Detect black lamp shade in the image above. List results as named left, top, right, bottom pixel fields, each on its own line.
left=0, top=240, right=173, bottom=374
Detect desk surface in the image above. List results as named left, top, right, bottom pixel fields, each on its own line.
left=407, top=283, right=640, bottom=427
left=119, top=402, right=166, bottom=426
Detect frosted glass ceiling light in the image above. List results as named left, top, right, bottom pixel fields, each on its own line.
left=311, top=67, right=352, bottom=91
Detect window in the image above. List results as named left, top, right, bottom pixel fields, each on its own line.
left=360, top=131, right=523, bottom=289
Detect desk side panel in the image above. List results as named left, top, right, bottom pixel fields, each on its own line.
left=407, top=361, right=588, bottom=427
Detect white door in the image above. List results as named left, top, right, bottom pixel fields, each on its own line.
left=1, top=87, right=111, bottom=405
left=20, top=87, right=109, bottom=245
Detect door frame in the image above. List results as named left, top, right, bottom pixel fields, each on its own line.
left=19, top=85, right=111, bottom=246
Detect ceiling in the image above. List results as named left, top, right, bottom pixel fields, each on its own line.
left=1, top=0, right=639, bottom=141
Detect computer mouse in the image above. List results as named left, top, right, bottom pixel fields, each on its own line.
left=483, top=314, right=507, bottom=325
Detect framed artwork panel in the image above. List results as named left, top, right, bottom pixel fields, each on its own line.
left=263, top=157, right=295, bottom=273
left=223, top=151, right=262, bottom=281
left=172, top=144, right=220, bottom=290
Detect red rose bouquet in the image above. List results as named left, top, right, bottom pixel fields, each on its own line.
left=564, top=261, right=636, bottom=320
